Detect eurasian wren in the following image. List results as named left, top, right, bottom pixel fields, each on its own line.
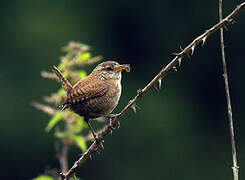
left=53, top=61, right=130, bottom=145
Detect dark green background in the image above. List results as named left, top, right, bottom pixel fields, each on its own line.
left=1, top=0, right=245, bottom=179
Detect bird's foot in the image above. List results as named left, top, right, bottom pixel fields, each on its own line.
left=109, top=119, right=120, bottom=129
left=106, top=114, right=120, bottom=135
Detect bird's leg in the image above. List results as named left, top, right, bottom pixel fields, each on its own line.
left=86, top=120, right=104, bottom=150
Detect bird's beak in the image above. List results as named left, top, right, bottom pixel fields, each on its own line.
left=113, top=64, right=131, bottom=72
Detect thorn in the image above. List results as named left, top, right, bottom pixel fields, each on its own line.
left=202, top=36, right=207, bottom=46
left=158, top=78, right=162, bottom=89
left=191, top=45, right=195, bottom=55
left=172, top=52, right=181, bottom=56
left=173, top=46, right=184, bottom=56
left=227, top=18, right=234, bottom=24
left=137, top=89, right=143, bottom=97
left=224, top=25, right=228, bottom=31
left=178, top=57, right=182, bottom=67
left=131, top=103, right=137, bottom=113
left=230, top=19, right=236, bottom=25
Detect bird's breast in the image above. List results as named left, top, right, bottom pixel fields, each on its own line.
left=105, top=79, right=121, bottom=114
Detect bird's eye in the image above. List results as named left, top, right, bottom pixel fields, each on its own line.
left=106, top=66, right=113, bottom=71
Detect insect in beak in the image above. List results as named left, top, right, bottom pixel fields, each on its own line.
left=113, top=64, right=131, bottom=72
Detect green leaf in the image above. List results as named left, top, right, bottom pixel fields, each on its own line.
left=70, top=118, right=88, bottom=133
left=58, top=61, right=67, bottom=71
left=75, top=70, right=87, bottom=78
left=75, top=118, right=88, bottom=129
left=58, top=88, right=65, bottom=95
left=72, top=135, right=87, bottom=152
left=58, top=63, right=64, bottom=71
left=58, top=57, right=69, bottom=71
left=79, top=52, right=91, bottom=61
left=32, top=175, right=54, bottom=180
left=46, top=112, right=63, bottom=132
left=63, top=71, right=69, bottom=78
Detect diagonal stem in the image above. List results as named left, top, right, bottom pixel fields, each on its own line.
left=219, top=1, right=239, bottom=180
left=60, top=2, right=245, bottom=179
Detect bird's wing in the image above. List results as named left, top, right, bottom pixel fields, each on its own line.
left=62, top=81, right=110, bottom=108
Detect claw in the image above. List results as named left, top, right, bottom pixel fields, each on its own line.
left=109, top=118, right=119, bottom=129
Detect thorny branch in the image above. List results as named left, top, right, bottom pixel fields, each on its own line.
left=60, top=2, right=245, bottom=179
left=219, top=0, right=239, bottom=180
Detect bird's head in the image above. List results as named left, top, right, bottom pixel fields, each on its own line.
left=91, top=61, right=130, bottom=80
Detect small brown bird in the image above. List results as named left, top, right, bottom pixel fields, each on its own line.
left=53, top=61, right=130, bottom=144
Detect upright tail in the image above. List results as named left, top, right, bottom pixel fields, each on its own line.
left=52, top=66, right=73, bottom=93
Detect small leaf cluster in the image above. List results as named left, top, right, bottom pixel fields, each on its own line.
left=33, top=42, right=102, bottom=179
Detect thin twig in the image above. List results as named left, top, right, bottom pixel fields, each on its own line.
left=60, top=2, right=245, bottom=179
left=59, top=144, right=69, bottom=173
left=41, top=71, right=58, bottom=80
left=32, top=102, right=57, bottom=116
left=219, top=1, right=239, bottom=179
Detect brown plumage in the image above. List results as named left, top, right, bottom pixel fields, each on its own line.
left=52, top=61, right=130, bottom=144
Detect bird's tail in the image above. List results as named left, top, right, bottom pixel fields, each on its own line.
left=52, top=66, right=73, bottom=93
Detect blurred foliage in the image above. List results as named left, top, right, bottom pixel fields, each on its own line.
left=33, top=175, right=54, bottom=180
left=33, top=42, right=102, bottom=179
left=1, top=1, right=245, bottom=180
left=33, top=175, right=81, bottom=180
